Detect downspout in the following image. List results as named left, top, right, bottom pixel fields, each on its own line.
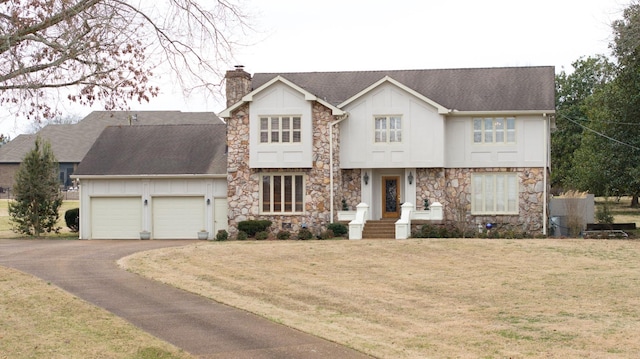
left=543, top=114, right=548, bottom=236
left=329, top=113, right=349, bottom=223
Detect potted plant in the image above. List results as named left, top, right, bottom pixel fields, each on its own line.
left=197, top=230, right=209, bottom=240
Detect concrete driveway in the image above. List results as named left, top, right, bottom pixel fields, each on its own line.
left=0, top=239, right=372, bottom=359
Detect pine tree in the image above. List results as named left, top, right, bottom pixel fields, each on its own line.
left=9, top=136, right=62, bottom=237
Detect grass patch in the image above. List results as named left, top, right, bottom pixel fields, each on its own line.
left=121, top=239, right=640, bottom=359
left=0, top=266, right=193, bottom=359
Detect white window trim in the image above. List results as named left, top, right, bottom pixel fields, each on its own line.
left=473, top=117, right=516, bottom=144
left=471, top=172, right=519, bottom=215
left=259, top=173, right=305, bottom=214
left=374, top=115, right=403, bottom=144
left=259, top=115, right=302, bottom=144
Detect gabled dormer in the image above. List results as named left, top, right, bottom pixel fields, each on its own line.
left=221, top=74, right=343, bottom=169
left=338, top=76, right=451, bottom=169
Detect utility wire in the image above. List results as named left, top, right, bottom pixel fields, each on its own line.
left=559, top=114, right=640, bottom=151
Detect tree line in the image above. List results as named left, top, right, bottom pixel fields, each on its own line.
left=552, top=1, right=640, bottom=207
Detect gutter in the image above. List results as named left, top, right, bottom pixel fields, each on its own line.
left=543, top=114, right=549, bottom=236
left=329, top=113, right=349, bottom=223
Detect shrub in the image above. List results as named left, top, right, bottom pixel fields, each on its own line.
left=276, top=230, right=291, bottom=240
left=319, top=229, right=334, bottom=240
left=238, top=220, right=272, bottom=237
left=64, top=208, right=79, bottom=232
left=596, top=199, right=615, bottom=225
left=296, top=228, right=313, bottom=240
left=215, top=229, right=228, bottom=241
left=236, top=231, right=248, bottom=241
left=327, top=223, right=348, bottom=237
left=255, top=231, right=269, bottom=240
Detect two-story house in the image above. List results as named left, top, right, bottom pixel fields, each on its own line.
left=220, top=66, right=555, bottom=238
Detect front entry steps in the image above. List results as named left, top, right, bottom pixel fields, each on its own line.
left=362, top=219, right=397, bottom=239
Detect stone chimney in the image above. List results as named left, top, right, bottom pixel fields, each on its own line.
left=225, top=65, right=252, bottom=108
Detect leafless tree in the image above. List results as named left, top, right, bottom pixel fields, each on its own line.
left=0, top=0, right=251, bottom=120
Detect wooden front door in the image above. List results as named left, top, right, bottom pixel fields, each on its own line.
left=382, top=176, right=401, bottom=218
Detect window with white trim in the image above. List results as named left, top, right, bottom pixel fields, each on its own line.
left=261, top=173, right=304, bottom=213
left=473, top=117, right=516, bottom=144
left=260, top=116, right=301, bottom=143
left=374, top=116, right=402, bottom=143
left=471, top=173, right=518, bottom=214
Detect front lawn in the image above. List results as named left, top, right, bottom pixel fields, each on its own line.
left=121, top=239, right=640, bottom=359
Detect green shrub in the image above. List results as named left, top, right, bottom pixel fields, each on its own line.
left=276, top=230, right=291, bottom=240
left=236, top=231, right=248, bottom=240
left=64, top=208, right=80, bottom=232
left=238, top=220, right=272, bottom=237
left=327, top=223, right=348, bottom=237
left=215, top=229, right=228, bottom=241
left=296, top=228, right=313, bottom=240
left=596, top=200, right=615, bottom=225
left=255, top=231, right=269, bottom=240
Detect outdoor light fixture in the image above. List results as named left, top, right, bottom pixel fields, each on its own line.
left=364, top=172, right=369, bottom=185
left=207, top=198, right=211, bottom=205
left=144, top=199, right=148, bottom=205
left=408, top=171, right=414, bottom=185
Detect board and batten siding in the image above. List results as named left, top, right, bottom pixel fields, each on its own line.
left=339, top=82, right=445, bottom=169
left=249, top=82, right=313, bottom=168
left=444, top=115, right=547, bottom=168
left=78, top=178, right=227, bottom=239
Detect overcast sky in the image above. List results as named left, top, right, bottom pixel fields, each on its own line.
left=0, top=0, right=628, bottom=137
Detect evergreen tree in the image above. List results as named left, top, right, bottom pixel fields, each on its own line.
left=9, top=136, right=62, bottom=236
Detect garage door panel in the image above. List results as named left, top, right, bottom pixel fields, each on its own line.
left=91, top=197, right=141, bottom=239
left=153, top=197, right=204, bottom=239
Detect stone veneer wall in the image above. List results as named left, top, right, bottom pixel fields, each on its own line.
left=415, top=167, right=546, bottom=234
left=339, top=169, right=362, bottom=212
left=226, top=103, right=343, bottom=236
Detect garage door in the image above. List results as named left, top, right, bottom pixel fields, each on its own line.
left=153, top=197, right=204, bottom=239
left=91, top=197, right=142, bottom=239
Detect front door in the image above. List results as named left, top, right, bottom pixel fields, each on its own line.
left=382, top=176, right=401, bottom=218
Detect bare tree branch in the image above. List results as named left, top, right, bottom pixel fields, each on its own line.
left=0, top=0, right=252, bottom=120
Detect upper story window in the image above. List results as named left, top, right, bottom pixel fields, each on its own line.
left=473, top=117, right=515, bottom=144
left=260, top=116, right=301, bottom=143
left=374, top=116, right=402, bottom=143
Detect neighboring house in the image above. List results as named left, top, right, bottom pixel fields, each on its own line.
left=73, top=124, right=228, bottom=240
left=220, top=66, right=556, bottom=237
left=0, top=111, right=223, bottom=192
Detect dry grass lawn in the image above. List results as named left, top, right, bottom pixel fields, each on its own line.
left=121, top=239, right=640, bottom=359
left=0, top=266, right=193, bottom=359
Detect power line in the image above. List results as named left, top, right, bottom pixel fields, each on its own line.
left=559, top=114, right=640, bottom=151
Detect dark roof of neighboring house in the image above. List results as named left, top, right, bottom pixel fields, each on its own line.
left=0, top=111, right=223, bottom=163
left=251, top=66, right=556, bottom=112
left=74, top=124, right=227, bottom=176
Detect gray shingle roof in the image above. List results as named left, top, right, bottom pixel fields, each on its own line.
left=74, top=124, right=227, bottom=176
left=0, top=111, right=223, bottom=163
left=251, top=66, right=556, bottom=112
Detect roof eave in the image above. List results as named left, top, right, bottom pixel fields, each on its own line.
left=219, top=75, right=345, bottom=118
left=72, top=174, right=227, bottom=180
left=447, top=109, right=556, bottom=117
left=338, top=76, right=451, bottom=114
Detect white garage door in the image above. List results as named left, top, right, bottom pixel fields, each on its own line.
left=91, top=197, right=142, bottom=239
left=153, top=197, right=204, bottom=239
